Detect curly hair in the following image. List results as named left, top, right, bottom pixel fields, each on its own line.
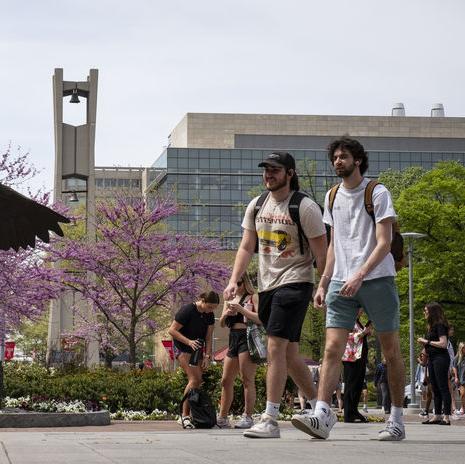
left=327, top=135, right=369, bottom=175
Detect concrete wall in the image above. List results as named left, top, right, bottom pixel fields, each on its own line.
left=169, top=113, right=465, bottom=149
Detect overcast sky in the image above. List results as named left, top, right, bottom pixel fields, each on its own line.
left=2, top=0, right=464, bottom=193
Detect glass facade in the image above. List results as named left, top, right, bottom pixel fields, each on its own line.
left=153, top=148, right=465, bottom=249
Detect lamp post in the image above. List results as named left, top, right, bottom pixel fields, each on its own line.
left=401, top=232, right=427, bottom=409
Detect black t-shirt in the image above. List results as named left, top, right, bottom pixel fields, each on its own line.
left=173, top=303, right=215, bottom=353
left=425, top=323, right=449, bottom=357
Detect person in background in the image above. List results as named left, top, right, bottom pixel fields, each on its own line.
left=416, top=351, right=433, bottom=418
left=341, top=314, right=372, bottom=423
left=452, top=341, right=465, bottom=417
left=334, top=371, right=344, bottom=414
left=374, top=358, right=391, bottom=415
left=418, top=302, right=452, bottom=425
left=217, top=273, right=260, bottom=429
left=168, top=291, right=220, bottom=429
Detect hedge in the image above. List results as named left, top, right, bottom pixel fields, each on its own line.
left=3, top=362, right=273, bottom=414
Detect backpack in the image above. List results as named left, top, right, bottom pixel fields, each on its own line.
left=253, top=191, right=310, bottom=255
left=179, top=388, right=217, bottom=429
left=328, top=180, right=405, bottom=270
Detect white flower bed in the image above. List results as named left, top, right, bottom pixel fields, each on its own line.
left=4, top=396, right=87, bottom=413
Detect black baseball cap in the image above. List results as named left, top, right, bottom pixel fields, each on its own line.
left=258, top=151, right=296, bottom=170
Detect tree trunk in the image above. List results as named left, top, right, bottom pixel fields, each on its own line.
left=103, top=348, right=115, bottom=369
left=129, top=322, right=137, bottom=368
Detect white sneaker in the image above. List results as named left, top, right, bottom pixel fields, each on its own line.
left=362, top=405, right=369, bottom=413
left=177, top=416, right=195, bottom=429
left=243, top=413, right=280, bottom=438
left=378, top=421, right=405, bottom=441
left=234, top=414, right=254, bottom=429
left=291, top=408, right=337, bottom=439
left=216, top=416, right=231, bottom=428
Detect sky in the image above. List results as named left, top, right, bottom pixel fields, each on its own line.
left=2, top=0, right=464, bottom=194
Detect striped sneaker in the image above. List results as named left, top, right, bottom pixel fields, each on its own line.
left=378, top=421, right=405, bottom=441
left=291, top=408, right=337, bottom=439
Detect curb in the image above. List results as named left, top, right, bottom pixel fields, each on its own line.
left=0, top=410, right=111, bottom=428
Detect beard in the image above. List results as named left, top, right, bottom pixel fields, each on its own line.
left=335, top=162, right=357, bottom=178
left=265, top=176, right=288, bottom=191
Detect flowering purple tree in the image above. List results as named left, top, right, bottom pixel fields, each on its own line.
left=47, top=195, right=229, bottom=367
left=0, top=144, right=64, bottom=399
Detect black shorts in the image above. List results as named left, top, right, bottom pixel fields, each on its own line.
left=258, top=282, right=313, bottom=342
left=227, top=329, right=249, bottom=358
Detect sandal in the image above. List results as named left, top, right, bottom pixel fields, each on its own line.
left=422, top=419, right=442, bottom=424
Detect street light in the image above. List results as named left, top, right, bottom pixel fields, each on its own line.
left=401, top=232, right=427, bottom=410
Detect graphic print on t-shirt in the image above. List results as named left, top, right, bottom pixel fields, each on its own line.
left=256, top=210, right=296, bottom=259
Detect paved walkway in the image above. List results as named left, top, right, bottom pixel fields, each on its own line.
left=0, top=415, right=463, bottom=464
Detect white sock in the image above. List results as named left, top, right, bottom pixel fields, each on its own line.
left=265, top=401, right=280, bottom=418
left=389, top=406, right=403, bottom=424
left=315, top=401, right=331, bottom=417
left=309, top=398, right=317, bottom=411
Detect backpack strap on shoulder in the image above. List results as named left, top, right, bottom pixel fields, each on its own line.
left=288, top=191, right=309, bottom=255
left=364, top=180, right=379, bottom=225
left=328, top=184, right=341, bottom=218
left=253, top=192, right=270, bottom=253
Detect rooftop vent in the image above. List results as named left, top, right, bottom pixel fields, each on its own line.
left=431, top=103, right=445, bottom=117
left=391, top=103, right=405, bottom=116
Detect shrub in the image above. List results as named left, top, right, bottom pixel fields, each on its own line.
left=3, top=362, right=273, bottom=414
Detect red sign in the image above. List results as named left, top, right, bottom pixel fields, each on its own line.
left=143, top=359, right=154, bottom=369
left=161, top=340, right=174, bottom=360
left=4, top=341, right=15, bottom=361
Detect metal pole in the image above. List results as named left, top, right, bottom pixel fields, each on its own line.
left=407, top=240, right=418, bottom=407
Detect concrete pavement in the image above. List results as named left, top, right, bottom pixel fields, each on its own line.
left=0, top=419, right=464, bottom=464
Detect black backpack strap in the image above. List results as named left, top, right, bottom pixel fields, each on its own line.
left=328, top=184, right=341, bottom=218
left=253, top=192, right=270, bottom=253
left=288, top=191, right=309, bottom=255
left=364, top=180, right=379, bottom=225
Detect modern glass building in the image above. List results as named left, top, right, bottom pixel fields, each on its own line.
left=152, top=146, right=465, bottom=248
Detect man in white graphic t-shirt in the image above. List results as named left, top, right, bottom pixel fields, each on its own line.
left=224, top=151, right=327, bottom=438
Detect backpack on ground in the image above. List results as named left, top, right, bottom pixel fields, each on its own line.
left=253, top=191, right=310, bottom=255
left=179, top=388, right=217, bottom=429
left=328, top=180, right=405, bottom=270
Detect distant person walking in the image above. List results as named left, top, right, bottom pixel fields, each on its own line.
left=217, top=273, right=261, bottom=429
left=374, top=358, right=391, bottom=414
left=418, top=302, right=452, bottom=425
left=292, top=136, right=406, bottom=441
left=224, top=151, right=327, bottom=438
left=341, top=314, right=372, bottom=422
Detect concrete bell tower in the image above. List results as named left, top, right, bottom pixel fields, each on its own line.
left=47, top=68, right=99, bottom=366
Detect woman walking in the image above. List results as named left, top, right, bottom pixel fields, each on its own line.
left=217, top=273, right=261, bottom=428
left=418, top=302, right=452, bottom=425
left=168, top=291, right=220, bottom=428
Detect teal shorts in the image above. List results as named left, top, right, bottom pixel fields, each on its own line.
left=325, top=276, right=400, bottom=333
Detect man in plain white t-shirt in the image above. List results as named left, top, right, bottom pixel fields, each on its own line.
left=291, top=136, right=406, bottom=442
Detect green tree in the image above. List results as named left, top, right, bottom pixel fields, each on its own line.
left=14, top=311, right=49, bottom=365
left=384, top=162, right=465, bottom=353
